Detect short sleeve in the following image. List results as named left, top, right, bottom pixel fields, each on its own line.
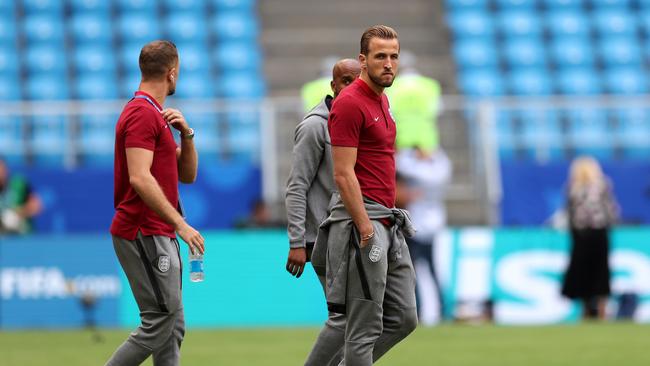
left=124, top=107, right=160, bottom=151
left=328, top=96, right=364, bottom=147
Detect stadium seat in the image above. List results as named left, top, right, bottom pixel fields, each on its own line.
left=0, top=76, right=21, bottom=100
left=121, top=72, right=142, bottom=98
left=447, top=10, right=494, bottom=39
left=116, top=0, right=158, bottom=13
left=70, top=14, right=112, bottom=44
left=116, top=14, right=162, bottom=44
left=0, top=47, right=19, bottom=75
left=507, top=68, right=553, bottom=95
left=211, top=12, right=260, bottom=41
left=598, top=36, right=642, bottom=66
left=25, top=45, right=67, bottom=74
left=502, top=37, right=546, bottom=68
left=79, top=114, right=116, bottom=166
left=162, top=0, right=206, bottom=12
left=75, top=73, right=120, bottom=99
left=0, top=17, right=16, bottom=46
left=22, top=0, right=63, bottom=14
left=615, top=109, right=650, bottom=158
left=639, top=11, right=650, bottom=37
left=23, top=15, right=65, bottom=44
left=494, top=0, right=536, bottom=9
left=0, top=116, right=24, bottom=165
left=556, top=68, right=601, bottom=94
left=26, top=74, right=70, bottom=100
left=177, top=44, right=211, bottom=74
left=0, top=1, right=15, bottom=16
left=174, top=72, right=217, bottom=99
left=545, top=11, right=590, bottom=38
left=459, top=69, right=504, bottom=96
left=565, top=109, right=613, bottom=158
left=184, top=112, right=220, bottom=151
left=453, top=39, right=498, bottom=68
left=497, top=10, right=542, bottom=38
left=74, top=45, right=117, bottom=74
left=603, top=67, right=648, bottom=94
left=519, top=111, right=565, bottom=160
left=164, top=13, right=208, bottom=44
left=541, top=0, right=583, bottom=9
left=496, top=112, right=518, bottom=160
left=213, top=42, right=263, bottom=72
left=69, top=0, right=112, bottom=14
left=592, top=10, right=636, bottom=37
left=588, top=0, right=633, bottom=9
left=211, top=0, right=256, bottom=11
left=549, top=37, right=594, bottom=67
left=30, top=115, right=67, bottom=166
left=219, top=73, right=265, bottom=99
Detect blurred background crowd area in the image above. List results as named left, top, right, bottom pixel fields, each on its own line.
left=1, top=0, right=650, bottom=329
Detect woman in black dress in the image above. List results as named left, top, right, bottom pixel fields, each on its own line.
left=561, top=157, right=618, bottom=320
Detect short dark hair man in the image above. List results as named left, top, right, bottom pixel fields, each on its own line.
left=285, top=58, right=360, bottom=366
left=313, top=25, right=418, bottom=365
left=105, top=40, right=205, bottom=366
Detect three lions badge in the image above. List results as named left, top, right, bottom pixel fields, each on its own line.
left=369, top=245, right=382, bottom=263
left=157, top=255, right=170, bottom=273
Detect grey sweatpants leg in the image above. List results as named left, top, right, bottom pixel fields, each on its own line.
left=106, top=232, right=185, bottom=366
left=339, top=222, right=418, bottom=366
left=304, top=270, right=346, bottom=366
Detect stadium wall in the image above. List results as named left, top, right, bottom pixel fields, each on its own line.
left=1, top=228, right=649, bottom=329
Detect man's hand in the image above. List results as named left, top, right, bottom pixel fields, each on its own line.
left=176, top=222, right=205, bottom=255
left=359, top=222, right=374, bottom=248
left=286, top=248, right=307, bottom=278
left=162, top=108, right=190, bottom=135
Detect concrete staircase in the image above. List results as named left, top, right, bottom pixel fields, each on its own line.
left=259, top=0, right=489, bottom=225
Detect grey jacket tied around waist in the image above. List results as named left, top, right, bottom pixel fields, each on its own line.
left=312, top=193, right=416, bottom=314
left=285, top=96, right=336, bottom=248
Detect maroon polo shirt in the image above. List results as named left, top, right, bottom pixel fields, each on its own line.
left=110, top=91, right=178, bottom=240
left=328, top=78, right=397, bottom=208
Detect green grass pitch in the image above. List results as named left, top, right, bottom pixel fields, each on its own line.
left=1, top=323, right=648, bottom=365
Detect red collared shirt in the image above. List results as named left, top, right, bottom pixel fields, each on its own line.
left=110, top=91, right=178, bottom=240
left=328, top=78, right=397, bottom=208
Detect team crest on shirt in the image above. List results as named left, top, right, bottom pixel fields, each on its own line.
left=369, top=245, right=382, bottom=263
left=157, top=255, right=170, bottom=272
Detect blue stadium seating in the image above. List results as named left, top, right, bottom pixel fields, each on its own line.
left=69, top=0, right=112, bottom=14
left=549, top=37, right=594, bottom=67
left=174, top=73, right=217, bottom=99
left=119, top=43, right=144, bottom=73
left=0, top=115, right=24, bottom=165
left=70, top=14, right=113, bottom=44
left=502, top=37, right=546, bottom=67
left=498, top=10, right=543, bottom=37
left=565, top=109, right=612, bottom=158
left=75, top=73, right=120, bottom=100
left=121, top=72, right=142, bottom=98
left=219, top=73, right=265, bottom=99
left=541, top=0, right=584, bottom=9
left=545, top=11, right=590, bottom=38
left=22, top=0, right=63, bottom=14
left=184, top=112, right=219, bottom=152
left=592, top=10, right=636, bottom=37
left=589, top=0, right=633, bottom=9
left=165, top=13, right=208, bottom=44
left=459, top=69, right=504, bottom=96
left=603, top=67, right=648, bottom=94
left=74, top=46, right=117, bottom=74
left=116, top=0, right=158, bottom=13
left=213, top=42, right=263, bottom=72
left=0, top=1, right=15, bottom=16
left=616, top=109, right=650, bottom=158
left=177, top=44, right=211, bottom=74
left=23, top=15, right=65, bottom=44
left=519, top=111, right=564, bottom=160
left=639, top=11, right=650, bottom=37
left=453, top=39, right=499, bottom=68
left=25, top=45, right=68, bottom=74
left=26, top=75, right=70, bottom=100
left=163, top=0, right=206, bottom=12
left=0, top=76, right=21, bottom=100
left=0, top=46, right=19, bottom=75
left=78, top=114, right=116, bottom=166
left=448, top=10, right=494, bottom=38
left=0, top=17, right=16, bottom=46
left=508, top=68, right=553, bottom=95
left=598, top=37, right=642, bottom=66
left=496, top=112, right=517, bottom=159
left=30, top=116, right=68, bottom=166
left=212, top=0, right=256, bottom=11
left=556, top=68, right=601, bottom=94
left=495, top=0, right=536, bottom=10
left=117, top=14, right=162, bottom=44
left=211, top=12, right=260, bottom=41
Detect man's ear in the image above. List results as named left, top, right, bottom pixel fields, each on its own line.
left=358, top=53, right=367, bottom=69
left=330, top=80, right=335, bottom=93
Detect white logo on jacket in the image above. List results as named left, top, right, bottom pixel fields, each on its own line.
left=158, top=256, right=170, bottom=272
left=369, top=245, right=382, bottom=263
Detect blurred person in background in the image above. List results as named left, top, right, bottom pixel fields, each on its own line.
left=106, top=40, right=204, bottom=366
left=0, top=157, right=42, bottom=234
left=396, top=143, right=451, bottom=325
left=301, top=55, right=340, bottom=112
left=386, top=50, right=442, bottom=151
left=316, top=25, right=417, bottom=365
left=285, top=58, right=360, bottom=366
left=561, top=156, right=618, bottom=320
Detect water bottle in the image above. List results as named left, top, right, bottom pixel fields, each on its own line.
left=189, top=251, right=204, bottom=282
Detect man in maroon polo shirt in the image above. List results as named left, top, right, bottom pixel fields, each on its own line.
left=320, top=25, right=417, bottom=365
left=105, top=40, right=204, bottom=366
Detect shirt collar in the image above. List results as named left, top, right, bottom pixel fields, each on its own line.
left=134, top=91, right=163, bottom=111
left=355, top=78, right=382, bottom=101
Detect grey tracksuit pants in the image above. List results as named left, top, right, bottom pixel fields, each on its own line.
left=105, top=232, right=185, bottom=366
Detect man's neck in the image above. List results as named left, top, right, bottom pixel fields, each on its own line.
left=360, top=73, right=384, bottom=96
left=138, top=81, right=167, bottom=107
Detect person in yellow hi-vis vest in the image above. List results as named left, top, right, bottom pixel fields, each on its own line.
left=386, top=51, right=442, bottom=151
left=301, top=56, right=339, bottom=112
